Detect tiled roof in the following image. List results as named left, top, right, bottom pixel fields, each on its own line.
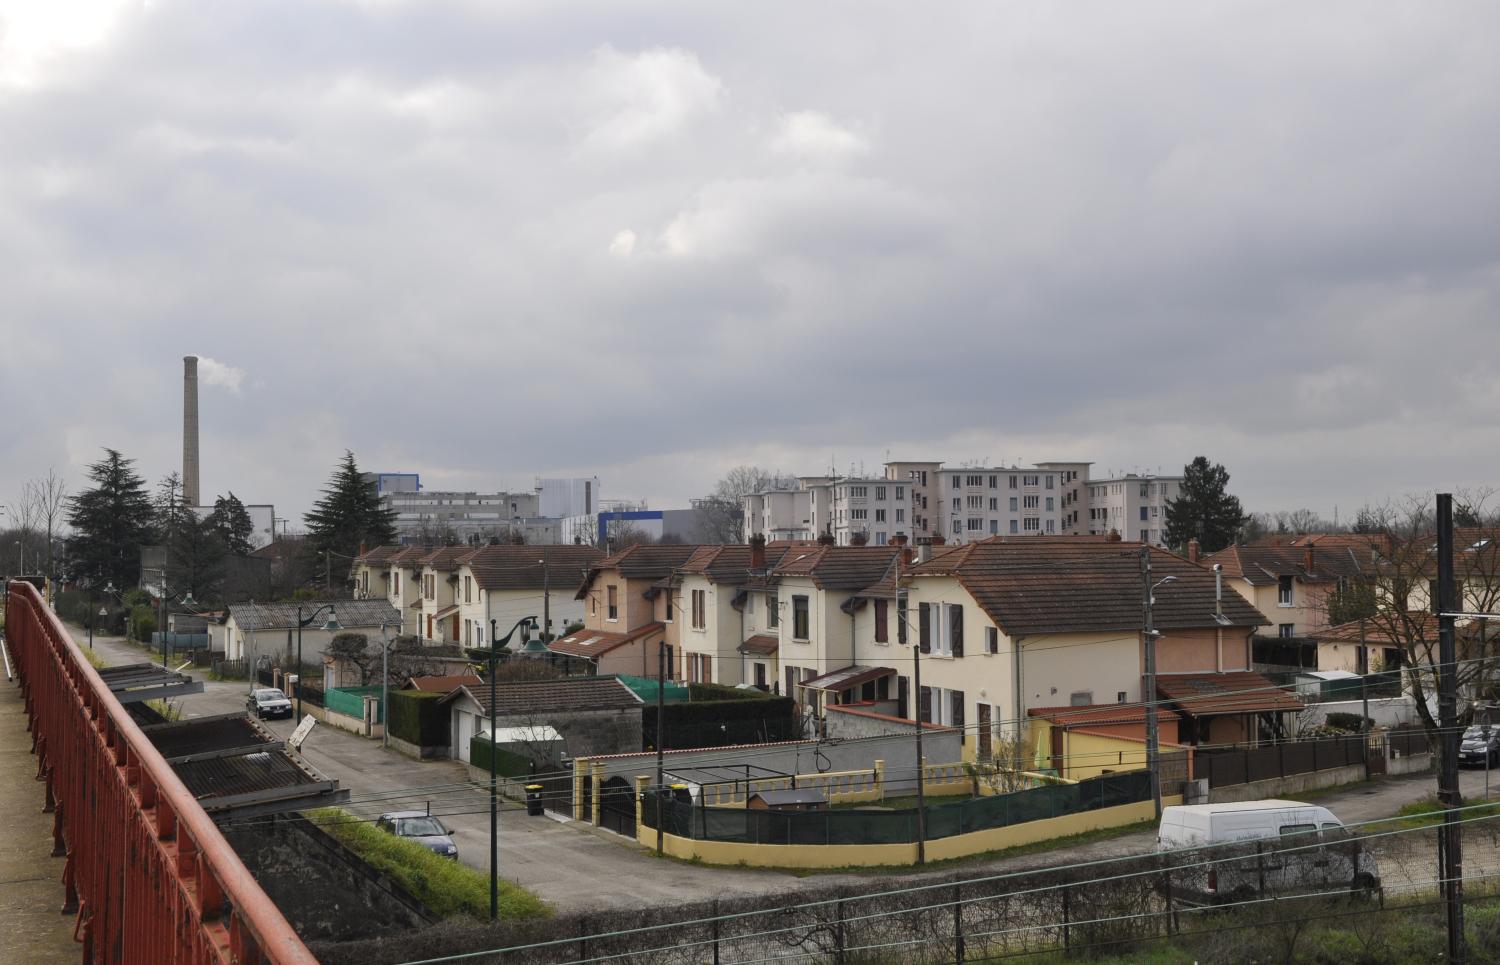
left=355, top=545, right=403, bottom=565
left=406, top=673, right=484, bottom=693
left=1027, top=703, right=1178, bottom=728
left=800, top=665, right=896, bottom=691
left=738, top=634, right=779, bottom=656
left=575, top=545, right=702, bottom=599
left=907, top=537, right=1269, bottom=635
left=227, top=599, right=401, bottom=632
left=1155, top=671, right=1304, bottom=716
left=547, top=622, right=664, bottom=659
left=417, top=546, right=478, bottom=571
left=771, top=545, right=903, bottom=591
left=1203, top=543, right=1370, bottom=586
left=678, top=544, right=796, bottom=584
left=449, top=677, right=644, bottom=715
left=388, top=546, right=428, bottom=566
left=464, top=544, right=603, bottom=592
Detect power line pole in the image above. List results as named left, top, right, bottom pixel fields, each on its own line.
left=655, top=634, right=666, bottom=855
left=1436, top=492, right=1465, bottom=962
left=1141, top=545, right=1162, bottom=819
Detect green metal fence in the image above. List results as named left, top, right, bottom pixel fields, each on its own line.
left=642, top=770, right=1152, bottom=845
left=324, top=685, right=384, bottom=723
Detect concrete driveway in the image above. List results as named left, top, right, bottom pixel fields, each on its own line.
left=66, top=625, right=1498, bottom=914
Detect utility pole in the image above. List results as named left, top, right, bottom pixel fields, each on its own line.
left=911, top=589, right=927, bottom=866
left=1359, top=616, right=1371, bottom=780
left=541, top=557, right=550, bottom=642
left=1140, top=545, right=1169, bottom=819
left=1436, top=493, right=1465, bottom=963
left=655, top=634, right=666, bottom=855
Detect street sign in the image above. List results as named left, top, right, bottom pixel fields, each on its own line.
left=288, top=715, right=316, bottom=753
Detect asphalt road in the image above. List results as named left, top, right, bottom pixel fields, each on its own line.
left=67, top=625, right=1500, bottom=915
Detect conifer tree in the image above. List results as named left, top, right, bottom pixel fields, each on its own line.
left=65, top=449, right=156, bottom=589
left=1163, top=456, right=1245, bottom=553
left=303, top=452, right=397, bottom=587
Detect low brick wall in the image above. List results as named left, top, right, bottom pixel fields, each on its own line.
left=387, top=734, right=446, bottom=760
left=1208, top=762, right=1366, bottom=804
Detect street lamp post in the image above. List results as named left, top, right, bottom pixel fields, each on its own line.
left=487, top=616, right=536, bottom=922
left=380, top=622, right=396, bottom=749
left=1140, top=545, right=1177, bottom=820
left=295, top=604, right=343, bottom=724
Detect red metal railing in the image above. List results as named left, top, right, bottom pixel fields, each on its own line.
left=5, top=581, right=315, bottom=964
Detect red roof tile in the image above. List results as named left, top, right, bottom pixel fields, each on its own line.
left=546, top=622, right=664, bottom=659
left=1155, top=672, right=1304, bottom=716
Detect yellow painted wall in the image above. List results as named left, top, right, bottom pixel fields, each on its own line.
left=637, top=796, right=1178, bottom=868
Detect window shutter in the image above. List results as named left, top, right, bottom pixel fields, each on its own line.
left=919, top=685, right=932, bottom=723
left=919, top=603, right=931, bottom=653
left=952, top=690, right=965, bottom=728
left=951, top=605, right=964, bottom=657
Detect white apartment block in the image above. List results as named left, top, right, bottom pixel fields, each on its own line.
left=745, top=460, right=1182, bottom=548
left=1084, top=474, right=1182, bottom=547
left=382, top=489, right=547, bottom=545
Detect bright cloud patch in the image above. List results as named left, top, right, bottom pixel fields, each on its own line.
left=608, top=229, right=637, bottom=257
left=196, top=356, right=246, bottom=393
left=770, top=111, right=868, bottom=163
left=580, top=46, right=723, bottom=153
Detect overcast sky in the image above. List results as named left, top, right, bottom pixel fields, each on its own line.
left=1, top=1, right=1497, bottom=527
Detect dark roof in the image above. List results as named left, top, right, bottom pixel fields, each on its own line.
left=575, top=544, right=702, bottom=599
left=1203, top=543, right=1370, bottom=586
left=800, top=665, right=896, bottom=691
left=462, top=544, right=603, bottom=592
left=406, top=674, right=484, bottom=693
left=907, top=537, right=1269, bottom=636
left=771, top=545, right=903, bottom=591
left=547, top=622, right=664, bottom=659
left=449, top=677, right=643, bottom=715
left=417, top=546, right=478, bottom=571
left=355, top=545, right=404, bottom=565
left=227, top=600, right=401, bottom=632
left=1156, top=672, right=1304, bottom=716
left=1027, top=703, right=1178, bottom=729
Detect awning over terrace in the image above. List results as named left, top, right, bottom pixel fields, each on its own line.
left=1155, top=671, right=1305, bottom=717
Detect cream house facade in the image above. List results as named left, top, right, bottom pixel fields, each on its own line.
left=450, top=544, right=603, bottom=650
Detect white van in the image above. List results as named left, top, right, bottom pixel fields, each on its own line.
left=1157, top=800, right=1380, bottom=905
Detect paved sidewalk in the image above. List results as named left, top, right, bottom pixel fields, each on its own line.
left=0, top=639, right=80, bottom=964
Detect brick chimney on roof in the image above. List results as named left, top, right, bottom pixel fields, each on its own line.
left=1106, top=529, right=1121, bottom=542
left=1187, top=538, right=1200, bottom=563
left=931, top=535, right=947, bottom=546
left=749, top=533, right=766, bottom=571
left=1305, top=544, right=1315, bottom=575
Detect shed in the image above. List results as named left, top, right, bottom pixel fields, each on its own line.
left=747, top=789, right=828, bottom=811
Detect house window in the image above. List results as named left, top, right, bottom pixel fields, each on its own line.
left=1070, top=691, right=1093, bottom=706
left=1046, top=519, right=1056, bottom=533
left=607, top=585, right=618, bottom=621
left=792, top=595, right=810, bottom=640
left=755, top=663, right=767, bottom=689
left=952, top=497, right=961, bottom=511
left=1024, top=475, right=1039, bottom=487
left=692, top=589, right=706, bottom=629
left=1024, top=517, right=1039, bottom=531
left=967, top=518, right=983, bottom=531
left=464, top=575, right=472, bottom=603
left=1279, top=624, right=1295, bottom=638
left=966, top=475, right=983, bottom=487
left=985, top=626, right=998, bottom=654
left=952, top=519, right=962, bottom=534
left=850, top=486, right=867, bottom=498
left=1009, top=475, right=1018, bottom=489
left=875, top=599, right=889, bottom=643
left=1009, top=497, right=1018, bottom=511
left=990, top=520, right=998, bottom=534
left=989, top=475, right=998, bottom=488
left=1045, top=497, right=1054, bottom=511
left=875, top=509, right=886, bottom=522
left=1024, top=495, right=1039, bottom=509
left=1139, top=506, right=1149, bottom=521
left=665, top=591, right=673, bottom=622
left=767, top=594, right=779, bottom=628
left=967, top=495, right=983, bottom=509
left=1278, top=576, right=1293, bottom=606
left=851, top=509, right=867, bottom=521
left=896, top=508, right=905, bottom=522
left=394, top=571, right=400, bottom=594
left=875, top=486, right=886, bottom=500
left=1010, top=520, right=1019, bottom=534
left=1046, top=476, right=1055, bottom=489
left=896, top=486, right=905, bottom=500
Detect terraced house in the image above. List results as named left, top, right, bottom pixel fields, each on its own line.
left=900, top=536, right=1281, bottom=761
left=550, top=544, right=700, bottom=677
left=665, top=537, right=797, bottom=689
left=452, top=543, right=603, bottom=647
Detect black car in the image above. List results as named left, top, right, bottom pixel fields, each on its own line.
left=1459, top=725, right=1500, bottom=767
left=247, top=688, right=293, bottom=719
left=376, top=811, right=459, bottom=859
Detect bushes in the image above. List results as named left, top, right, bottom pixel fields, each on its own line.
left=388, top=690, right=449, bottom=747
left=308, top=808, right=549, bottom=921
left=1325, top=712, right=1373, bottom=732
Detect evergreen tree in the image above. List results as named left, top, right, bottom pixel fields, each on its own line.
left=167, top=513, right=227, bottom=603
left=303, top=451, right=397, bottom=585
left=207, top=492, right=256, bottom=556
left=65, top=449, right=156, bottom=589
left=1163, top=456, right=1245, bottom=553
left=153, top=471, right=191, bottom=544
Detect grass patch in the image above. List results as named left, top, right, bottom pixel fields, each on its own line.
left=307, top=807, right=550, bottom=921
left=1394, top=796, right=1500, bottom=828
left=79, top=646, right=108, bottom=670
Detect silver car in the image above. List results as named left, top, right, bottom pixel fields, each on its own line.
left=376, top=811, right=459, bottom=859
left=246, top=688, right=292, bottom=719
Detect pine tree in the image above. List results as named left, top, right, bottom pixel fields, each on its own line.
left=1163, top=456, right=1245, bottom=553
left=153, top=471, right=192, bottom=545
left=167, top=513, right=227, bottom=603
left=208, top=492, right=256, bottom=556
left=65, top=449, right=157, bottom=589
left=303, top=451, right=397, bottom=586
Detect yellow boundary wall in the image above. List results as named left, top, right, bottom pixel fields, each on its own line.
left=635, top=789, right=1179, bottom=869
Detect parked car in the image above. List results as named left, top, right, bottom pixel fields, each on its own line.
left=1459, top=725, right=1500, bottom=767
left=1157, top=800, right=1379, bottom=905
left=376, top=811, right=459, bottom=859
left=246, top=688, right=292, bottom=720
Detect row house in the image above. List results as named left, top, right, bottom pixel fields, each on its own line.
left=452, top=544, right=604, bottom=648
left=549, top=544, right=700, bottom=677
left=352, top=545, right=431, bottom=637
left=667, top=540, right=804, bottom=690
left=901, top=537, right=1282, bottom=761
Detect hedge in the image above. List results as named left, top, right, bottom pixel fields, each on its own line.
left=687, top=682, right=772, bottom=702
left=644, top=694, right=798, bottom=751
left=388, top=690, right=449, bottom=747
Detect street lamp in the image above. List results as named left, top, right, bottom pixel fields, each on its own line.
left=379, top=622, right=397, bottom=749
left=1141, top=549, right=1178, bottom=820
left=295, top=604, right=342, bottom=723
left=487, top=616, right=536, bottom=922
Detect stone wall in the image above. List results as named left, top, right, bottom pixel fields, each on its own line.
left=221, top=812, right=434, bottom=943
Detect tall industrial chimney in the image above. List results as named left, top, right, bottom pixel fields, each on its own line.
left=183, top=355, right=200, bottom=508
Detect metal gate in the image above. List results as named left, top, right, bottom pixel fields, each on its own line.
left=598, top=777, right=637, bottom=838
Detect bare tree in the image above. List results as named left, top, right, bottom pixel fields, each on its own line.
left=29, top=469, right=69, bottom=583
left=696, top=466, right=795, bottom=543
left=1341, top=491, right=1500, bottom=773
left=9, top=481, right=42, bottom=573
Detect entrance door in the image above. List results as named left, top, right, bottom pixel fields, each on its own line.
left=978, top=703, right=992, bottom=760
